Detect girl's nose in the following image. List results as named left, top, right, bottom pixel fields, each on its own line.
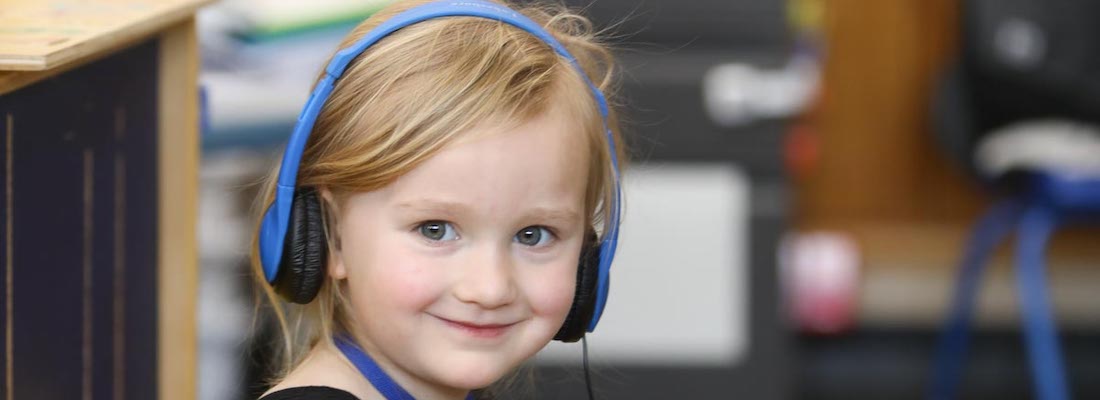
left=452, top=242, right=518, bottom=309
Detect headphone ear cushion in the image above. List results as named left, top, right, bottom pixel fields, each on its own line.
left=554, top=231, right=601, bottom=342
left=273, top=187, right=328, bottom=304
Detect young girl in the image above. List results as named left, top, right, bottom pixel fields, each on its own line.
left=249, top=1, right=625, bottom=399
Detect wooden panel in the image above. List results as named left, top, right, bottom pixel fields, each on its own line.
left=157, top=18, right=199, bottom=400
left=0, top=38, right=160, bottom=400
left=799, top=0, right=980, bottom=225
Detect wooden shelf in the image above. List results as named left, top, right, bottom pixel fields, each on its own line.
left=819, top=221, right=1100, bottom=330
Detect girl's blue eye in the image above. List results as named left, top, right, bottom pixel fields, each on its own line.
left=515, top=226, right=553, bottom=246
left=418, top=221, right=458, bottom=241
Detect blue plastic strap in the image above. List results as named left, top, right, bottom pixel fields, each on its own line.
left=1016, top=206, right=1070, bottom=400
left=588, top=165, right=621, bottom=331
left=929, top=200, right=1021, bottom=399
left=335, top=336, right=475, bottom=400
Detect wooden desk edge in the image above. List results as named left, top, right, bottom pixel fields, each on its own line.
left=0, top=0, right=213, bottom=96
left=158, top=18, right=200, bottom=400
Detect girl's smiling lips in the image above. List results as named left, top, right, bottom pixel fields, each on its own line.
left=433, top=315, right=520, bottom=338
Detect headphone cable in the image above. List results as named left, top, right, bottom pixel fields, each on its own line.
left=582, top=335, right=596, bottom=400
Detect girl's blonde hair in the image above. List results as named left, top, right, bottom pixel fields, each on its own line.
left=248, top=0, right=625, bottom=389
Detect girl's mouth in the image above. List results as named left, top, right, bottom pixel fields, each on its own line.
left=434, top=316, right=518, bottom=338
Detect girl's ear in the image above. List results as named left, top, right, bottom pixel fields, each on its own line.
left=319, top=187, right=348, bottom=280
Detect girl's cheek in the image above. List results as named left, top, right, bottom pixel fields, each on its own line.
left=522, top=262, right=578, bottom=318
left=377, top=253, right=446, bottom=308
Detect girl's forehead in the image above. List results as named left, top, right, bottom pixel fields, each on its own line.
left=379, top=107, right=589, bottom=210
left=447, top=102, right=587, bottom=148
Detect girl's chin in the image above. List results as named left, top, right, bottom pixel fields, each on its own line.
left=426, top=353, right=525, bottom=390
left=440, top=363, right=512, bottom=389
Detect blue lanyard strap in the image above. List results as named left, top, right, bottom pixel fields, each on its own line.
left=333, top=336, right=475, bottom=400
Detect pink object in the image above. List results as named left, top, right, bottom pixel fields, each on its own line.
left=779, top=232, right=861, bottom=334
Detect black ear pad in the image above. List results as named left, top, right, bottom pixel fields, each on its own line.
left=273, top=187, right=329, bottom=304
left=554, top=231, right=601, bottom=342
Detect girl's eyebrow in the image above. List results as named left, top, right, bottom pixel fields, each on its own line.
left=394, top=199, right=580, bottom=225
left=522, top=207, right=582, bottom=226
left=394, top=199, right=470, bottom=217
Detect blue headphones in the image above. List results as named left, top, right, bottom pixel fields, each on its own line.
left=257, top=0, right=621, bottom=342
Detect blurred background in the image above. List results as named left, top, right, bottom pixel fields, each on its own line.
left=187, top=0, right=1100, bottom=399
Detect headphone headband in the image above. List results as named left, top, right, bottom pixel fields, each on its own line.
left=258, top=0, right=621, bottom=332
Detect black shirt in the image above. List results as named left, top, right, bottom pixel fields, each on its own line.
left=259, top=386, right=360, bottom=400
